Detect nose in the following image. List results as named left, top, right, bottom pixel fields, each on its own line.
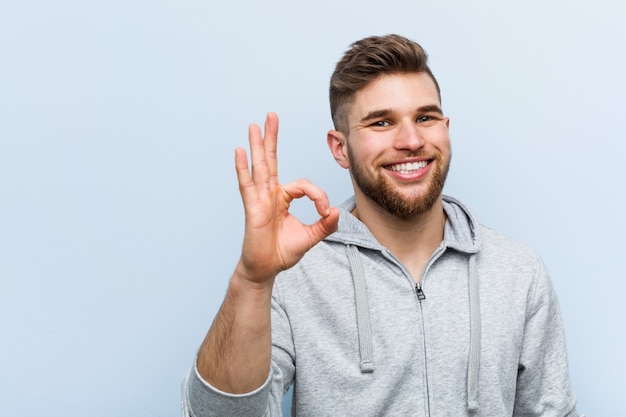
left=394, top=120, right=425, bottom=151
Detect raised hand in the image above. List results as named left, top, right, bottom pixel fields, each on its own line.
left=234, top=112, right=339, bottom=285
left=196, top=112, right=339, bottom=392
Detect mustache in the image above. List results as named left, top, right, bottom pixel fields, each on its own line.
left=378, top=152, right=440, bottom=166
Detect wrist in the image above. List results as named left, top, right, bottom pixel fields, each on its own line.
left=230, top=262, right=276, bottom=296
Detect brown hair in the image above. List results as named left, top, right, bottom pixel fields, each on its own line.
left=329, top=34, right=441, bottom=134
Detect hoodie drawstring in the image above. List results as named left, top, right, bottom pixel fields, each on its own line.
left=467, top=253, right=481, bottom=412
left=347, top=244, right=375, bottom=373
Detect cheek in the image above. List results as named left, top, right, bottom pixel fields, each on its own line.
left=434, top=129, right=451, bottom=151
left=351, top=134, right=390, bottom=159
left=441, top=137, right=451, bottom=151
left=349, top=146, right=379, bottom=168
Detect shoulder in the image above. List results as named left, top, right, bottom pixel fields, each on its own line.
left=478, top=224, right=540, bottom=259
left=474, top=224, right=551, bottom=293
left=478, top=224, right=544, bottom=271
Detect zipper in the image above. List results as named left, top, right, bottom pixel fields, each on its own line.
left=415, top=283, right=431, bottom=416
left=415, top=282, right=426, bottom=300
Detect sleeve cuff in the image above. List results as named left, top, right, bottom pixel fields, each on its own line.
left=183, top=364, right=272, bottom=417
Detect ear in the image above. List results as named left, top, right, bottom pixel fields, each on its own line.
left=327, top=130, right=350, bottom=169
left=444, top=116, right=450, bottom=129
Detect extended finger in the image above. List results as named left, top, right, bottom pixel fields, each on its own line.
left=234, top=147, right=256, bottom=201
left=248, top=122, right=270, bottom=188
left=263, top=112, right=279, bottom=187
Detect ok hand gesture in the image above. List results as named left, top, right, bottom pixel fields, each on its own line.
left=234, top=112, right=339, bottom=286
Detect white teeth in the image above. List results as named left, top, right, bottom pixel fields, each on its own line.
left=388, top=161, right=428, bottom=174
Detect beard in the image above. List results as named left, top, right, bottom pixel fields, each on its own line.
left=349, top=149, right=451, bottom=220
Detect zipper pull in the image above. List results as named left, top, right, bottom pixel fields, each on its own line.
left=416, top=282, right=426, bottom=300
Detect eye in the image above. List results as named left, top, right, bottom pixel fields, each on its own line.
left=416, top=115, right=433, bottom=123
left=371, top=120, right=391, bottom=127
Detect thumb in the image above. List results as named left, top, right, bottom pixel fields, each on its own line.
left=308, top=207, right=340, bottom=243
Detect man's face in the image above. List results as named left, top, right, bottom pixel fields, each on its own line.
left=342, top=72, right=451, bottom=219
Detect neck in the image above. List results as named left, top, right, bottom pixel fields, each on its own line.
left=352, top=194, right=446, bottom=280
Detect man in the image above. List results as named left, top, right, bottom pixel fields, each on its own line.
left=182, top=34, right=580, bottom=416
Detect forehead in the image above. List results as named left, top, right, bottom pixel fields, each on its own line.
left=349, top=72, right=441, bottom=119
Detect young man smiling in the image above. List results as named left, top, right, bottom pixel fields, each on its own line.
left=327, top=71, right=451, bottom=281
left=182, top=34, right=581, bottom=416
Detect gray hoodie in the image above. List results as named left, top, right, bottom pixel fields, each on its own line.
left=183, top=195, right=580, bottom=416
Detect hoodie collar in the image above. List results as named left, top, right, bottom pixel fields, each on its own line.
left=327, top=195, right=481, bottom=255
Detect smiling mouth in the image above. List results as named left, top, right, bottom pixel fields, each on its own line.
left=385, top=160, right=430, bottom=175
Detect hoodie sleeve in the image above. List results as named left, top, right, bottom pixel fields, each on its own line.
left=512, top=259, right=580, bottom=417
left=181, top=285, right=295, bottom=417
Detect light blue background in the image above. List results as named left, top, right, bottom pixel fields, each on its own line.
left=1, top=0, right=624, bottom=416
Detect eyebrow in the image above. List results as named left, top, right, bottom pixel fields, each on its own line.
left=359, top=109, right=393, bottom=124
left=417, top=104, right=444, bottom=115
left=358, top=104, right=444, bottom=124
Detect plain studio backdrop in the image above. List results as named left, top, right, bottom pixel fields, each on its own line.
left=1, top=0, right=624, bottom=415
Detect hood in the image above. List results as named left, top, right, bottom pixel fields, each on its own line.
left=327, top=194, right=481, bottom=254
